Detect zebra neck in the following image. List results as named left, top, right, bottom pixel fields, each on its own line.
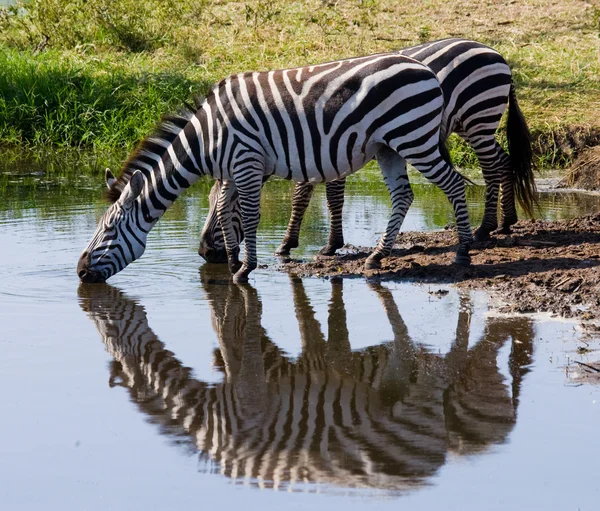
left=140, top=113, right=211, bottom=222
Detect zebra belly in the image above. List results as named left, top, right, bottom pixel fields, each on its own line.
left=266, top=139, right=381, bottom=183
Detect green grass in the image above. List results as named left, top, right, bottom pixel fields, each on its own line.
left=1, top=0, right=599, bottom=168
left=0, top=47, right=212, bottom=149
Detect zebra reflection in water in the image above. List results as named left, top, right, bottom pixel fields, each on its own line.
left=78, top=272, right=533, bottom=492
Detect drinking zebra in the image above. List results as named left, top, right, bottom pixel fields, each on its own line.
left=77, top=51, right=474, bottom=284
left=198, top=38, right=536, bottom=263
left=78, top=270, right=534, bottom=491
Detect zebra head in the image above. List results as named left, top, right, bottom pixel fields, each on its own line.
left=198, top=180, right=244, bottom=264
left=77, top=169, right=149, bottom=283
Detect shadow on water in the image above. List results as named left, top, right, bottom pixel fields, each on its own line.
left=78, top=266, right=534, bottom=494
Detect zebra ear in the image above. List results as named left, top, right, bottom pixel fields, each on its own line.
left=105, top=168, right=117, bottom=189
left=119, top=170, right=144, bottom=206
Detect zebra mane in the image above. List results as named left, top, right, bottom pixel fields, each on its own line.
left=105, top=96, right=205, bottom=204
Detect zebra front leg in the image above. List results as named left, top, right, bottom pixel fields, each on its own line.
left=216, top=180, right=242, bottom=275
left=320, top=178, right=347, bottom=255
left=233, top=172, right=264, bottom=283
left=365, top=149, right=412, bottom=270
left=276, top=182, right=315, bottom=255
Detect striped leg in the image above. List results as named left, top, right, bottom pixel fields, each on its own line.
left=498, top=152, right=518, bottom=233
left=409, top=147, right=473, bottom=266
left=291, top=277, right=327, bottom=372
left=461, top=131, right=513, bottom=240
left=368, top=282, right=417, bottom=363
left=276, top=182, right=315, bottom=255
left=365, top=148, right=412, bottom=270
left=321, top=178, right=347, bottom=255
left=236, top=284, right=268, bottom=411
left=326, top=280, right=353, bottom=376
left=233, top=170, right=264, bottom=283
left=217, top=180, right=242, bottom=274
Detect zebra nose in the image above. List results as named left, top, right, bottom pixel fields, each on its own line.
left=198, top=247, right=214, bottom=262
left=198, top=241, right=211, bottom=259
left=77, top=251, right=93, bottom=281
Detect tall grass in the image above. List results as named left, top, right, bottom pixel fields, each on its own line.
left=0, top=47, right=211, bottom=149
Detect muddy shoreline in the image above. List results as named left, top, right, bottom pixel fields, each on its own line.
left=279, top=215, right=600, bottom=332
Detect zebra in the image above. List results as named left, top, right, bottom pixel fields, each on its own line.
left=198, top=38, right=536, bottom=263
left=77, top=51, right=475, bottom=284
left=78, top=268, right=534, bottom=491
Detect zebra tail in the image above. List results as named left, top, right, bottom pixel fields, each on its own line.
left=506, top=80, right=538, bottom=217
left=439, top=139, right=476, bottom=186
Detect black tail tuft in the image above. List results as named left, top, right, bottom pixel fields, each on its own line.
left=506, top=81, right=538, bottom=217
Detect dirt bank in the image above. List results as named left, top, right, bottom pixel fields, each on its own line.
left=558, top=145, right=600, bottom=191
left=280, top=215, right=600, bottom=331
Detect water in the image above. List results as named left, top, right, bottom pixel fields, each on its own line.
left=1, top=154, right=600, bottom=510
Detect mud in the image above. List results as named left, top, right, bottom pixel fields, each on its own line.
left=279, top=215, right=600, bottom=330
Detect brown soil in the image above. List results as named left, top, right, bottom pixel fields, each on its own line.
left=279, top=215, right=600, bottom=330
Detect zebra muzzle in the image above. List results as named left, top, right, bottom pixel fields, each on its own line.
left=198, top=246, right=229, bottom=264
left=77, top=252, right=107, bottom=283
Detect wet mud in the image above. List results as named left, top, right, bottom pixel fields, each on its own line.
left=280, top=214, right=600, bottom=330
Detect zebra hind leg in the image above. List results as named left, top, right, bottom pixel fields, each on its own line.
left=498, top=158, right=519, bottom=234
left=458, top=131, right=503, bottom=242
left=477, top=141, right=514, bottom=240
left=364, top=148, right=412, bottom=270
left=409, top=148, right=473, bottom=266
left=320, top=178, right=347, bottom=256
left=275, top=182, right=315, bottom=255
left=473, top=157, right=501, bottom=242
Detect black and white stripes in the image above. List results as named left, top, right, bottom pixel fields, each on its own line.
left=78, top=51, right=473, bottom=283
left=199, top=38, right=536, bottom=261
left=79, top=274, right=533, bottom=491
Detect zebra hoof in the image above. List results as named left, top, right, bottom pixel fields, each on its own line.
left=228, top=259, right=243, bottom=275
left=319, top=245, right=338, bottom=256
left=473, top=227, right=492, bottom=242
left=232, top=271, right=249, bottom=284
left=454, top=251, right=471, bottom=267
left=319, top=239, right=344, bottom=256
left=275, top=245, right=291, bottom=256
left=275, top=239, right=298, bottom=256
left=496, top=226, right=512, bottom=235
left=232, top=262, right=256, bottom=283
left=498, top=216, right=518, bottom=233
left=364, top=256, right=382, bottom=270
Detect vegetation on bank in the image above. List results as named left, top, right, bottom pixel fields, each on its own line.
left=1, top=0, right=599, bottom=169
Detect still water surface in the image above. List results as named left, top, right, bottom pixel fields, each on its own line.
left=1, top=154, right=599, bottom=510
